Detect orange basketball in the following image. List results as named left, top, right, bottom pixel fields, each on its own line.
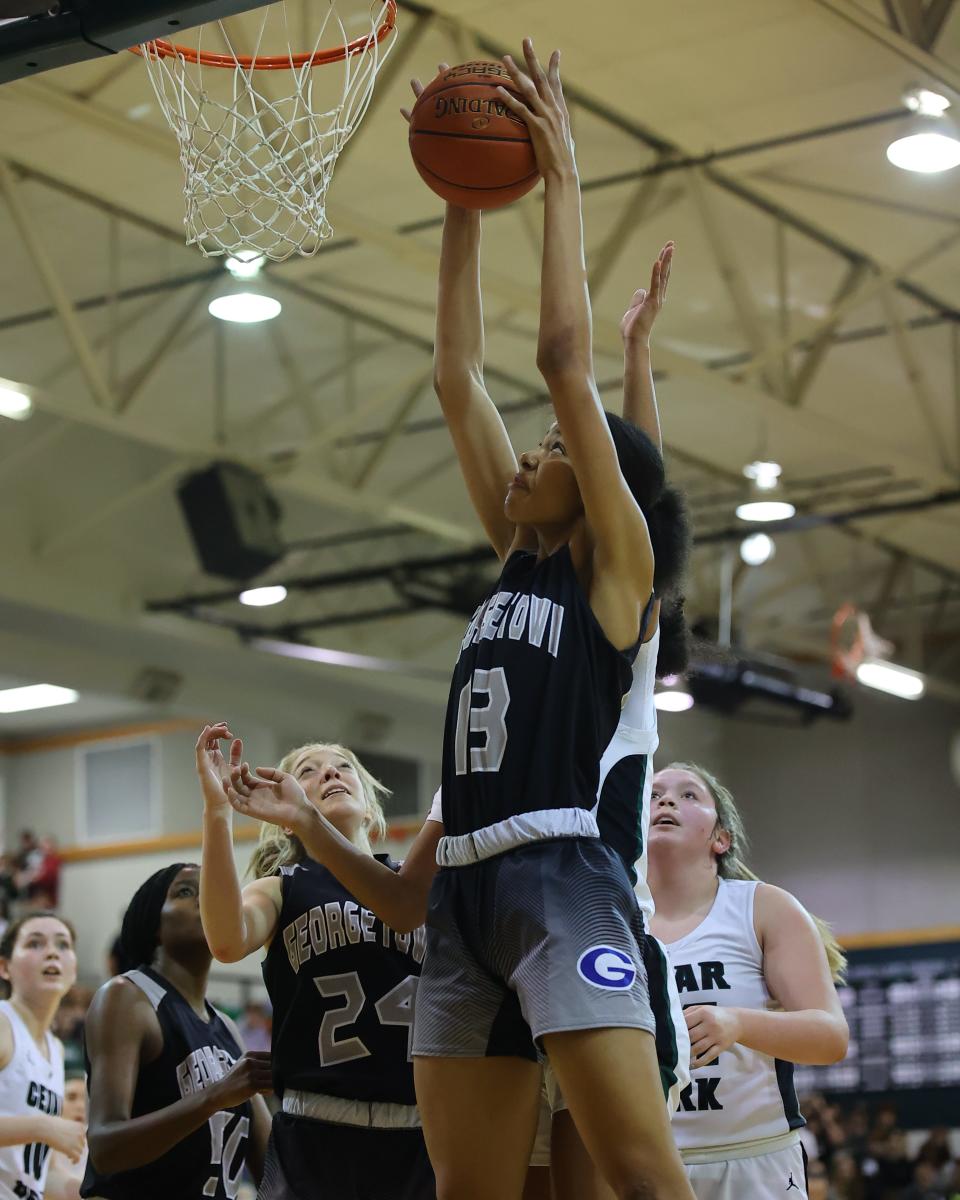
left=408, top=61, right=539, bottom=210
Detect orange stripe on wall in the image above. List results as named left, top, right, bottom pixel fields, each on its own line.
left=59, top=819, right=425, bottom=863
left=0, top=717, right=204, bottom=756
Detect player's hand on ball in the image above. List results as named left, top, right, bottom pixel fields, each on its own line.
left=195, top=723, right=241, bottom=814
left=685, top=1004, right=742, bottom=1066
left=497, top=38, right=574, bottom=179
left=620, top=242, right=675, bottom=346
left=212, top=1051, right=273, bottom=1108
left=223, top=761, right=313, bottom=835
left=400, top=63, right=449, bottom=122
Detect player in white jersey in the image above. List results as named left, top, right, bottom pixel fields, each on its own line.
left=0, top=911, right=84, bottom=1200
left=648, top=764, right=849, bottom=1200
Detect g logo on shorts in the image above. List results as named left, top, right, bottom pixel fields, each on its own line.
left=576, top=945, right=637, bottom=990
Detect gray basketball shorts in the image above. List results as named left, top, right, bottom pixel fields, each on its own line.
left=411, top=837, right=657, bottom=1060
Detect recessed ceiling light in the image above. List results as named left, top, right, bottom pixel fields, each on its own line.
left=654, top=690, right=694, bottom=713
left=886, top=130, right=960, bottom=173
left=239, top=585, right=288, bottom=607
left=740, top=532, right=776, bottom=565
left=735, top=499, right=796, bottom=522
left=209, top=293, right=281, bottom=324
left=225, top=250, right=267, bottom=280
left=0, top=384, right=32, bottom=421
left=743, top=461, right=782, bottom=491
left=0, top=684, right=79, bottom=713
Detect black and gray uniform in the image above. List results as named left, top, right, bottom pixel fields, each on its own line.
left=413, top=544, right=660, bottom=1061
left=257, top=856, right=434, bottom=1200
left=80, top=967, right=251, bottom=1200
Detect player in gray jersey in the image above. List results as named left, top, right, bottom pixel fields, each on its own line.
left=0, top=912, right=82, bottom=1200
left=648, top=764, right=848, bottom=1200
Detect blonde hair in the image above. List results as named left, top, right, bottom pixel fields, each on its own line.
left=665, top=762, right=847, bottom=983
left=248, top=742, right=390, bottom=880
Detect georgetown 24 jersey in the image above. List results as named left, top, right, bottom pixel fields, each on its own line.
left=0, top=999, right=64, bottom=1200
left=666, top=879, right=803, bottom=1157
left=262, top=856, right=424, bottom=1106
left=441, top=546, right=642, bottom=853
left=80, top=968, right=251, bottom=1200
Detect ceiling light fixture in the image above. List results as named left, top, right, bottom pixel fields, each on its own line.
left=739, top=532, right=775, bottom=565
left=0, top=382, right=33, bottom=421
left=225, top=250, right=267, bottom=280
left=855, top=658, right=925, bottom=700
left=654, top=689, right=695, bottom=713
left=209, top=292, right=282, bottom=324
left=736, top=460, right=795, bottom=522
left=0, top=683, right=79, bottom=713
left=239, top=585, right=288, bottom=607
left=887, top=87, right=960, bottom=173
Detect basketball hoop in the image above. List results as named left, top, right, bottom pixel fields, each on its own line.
left=134, top=0, right=397, bottom=260
left=830, top=603, right=895, bottom=680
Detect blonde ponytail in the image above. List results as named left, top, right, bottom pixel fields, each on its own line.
left=665, top=762, right=848, bottom=984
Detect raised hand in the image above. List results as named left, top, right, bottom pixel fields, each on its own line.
left=496, top=38, right=574, bottom=180
left=210, top=1051, right=273, bottom=1109
left=400, top=62, right=450, bottom=123
left=195, top=724, right=242, bottom=813
left=223, top=762, right=313, bottom=835
left=620, top=242, right=674, bottom=346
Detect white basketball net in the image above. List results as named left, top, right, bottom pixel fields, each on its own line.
left=139, top=1, right=396, bottom=261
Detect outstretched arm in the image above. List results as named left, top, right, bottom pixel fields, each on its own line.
left=405, top=71, right=519, bottom=559
left=498, top=42, right=653, bottom=647
left=620, top=242, right=674, bottom=451
left=196, top=724, right=281, bottom=962
left=224, top=764, right=440, bottom=934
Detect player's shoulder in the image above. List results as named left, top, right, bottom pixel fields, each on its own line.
left=753, top=882, right=815, bottom=938
left=89, top=973, right=160, bottom=1028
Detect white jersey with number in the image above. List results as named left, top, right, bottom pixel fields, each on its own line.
left=664, top=878, right=804, bottom=1159
left=0, top=999, right=65, bottom=1200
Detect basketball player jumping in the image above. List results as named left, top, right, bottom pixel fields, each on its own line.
left=647, top=764, right=848, bottom=1200
left=81, top=864, right=272, bottom=1200
left=223, top=37, right=695, bottom=1199
left=0, top=912, right=84, bottom=1200
left=197, top=727, right=435, bottom=1200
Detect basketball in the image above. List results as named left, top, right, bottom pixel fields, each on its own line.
left=408, top=61, right=539, bottom=209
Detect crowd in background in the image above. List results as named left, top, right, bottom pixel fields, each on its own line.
left=3, top=827, right=958, bottom=1198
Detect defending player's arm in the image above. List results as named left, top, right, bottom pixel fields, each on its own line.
left=620, top=242, right=673, bottom=451
left=685, top=885, right=849, bottom=1067
left=498, top=42, right=653, bottom=648
left=84, top=979, right=272, bottom=1175
left=196, top=724, right=283, bottom=962
left=223, top=763, right=441, bottom=934
left=0, top=1014, right=86, bottom=1159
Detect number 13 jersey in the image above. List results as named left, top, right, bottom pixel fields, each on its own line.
left=440, top=546, right=643, bottom=861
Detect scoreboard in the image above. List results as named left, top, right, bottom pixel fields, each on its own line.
left=793, top=940, right=960, bottom=1124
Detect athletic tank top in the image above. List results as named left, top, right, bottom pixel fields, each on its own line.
left=0, top=1000, right=64, bottom=1200
left=596, top=625, right=659, bottom=902
left=262, top=856, right=424, bottom=1106
left=80, top=967, right=251, bottom=1200
left=440, top=545, right=641, bottom=852
left=664, top=879, right=803, bottom=1154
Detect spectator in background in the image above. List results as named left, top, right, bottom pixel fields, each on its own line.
left=50, top=1069, right=88, bottom=1190
left=832, top=1150, right=866, bottom=1200
left=23, top=837, right=62, bottom=908
left=236, top=1001, right=271, bottom=1054
left=917, top=1130, right=953, bottom=1188
left=807, top=1157, right=833, bottom=1200
left=902, top=1161, right=948, bottom=1200
left=875, top=1130, right=918, bottom=1196
left=0, top=857, right=17, bottom=931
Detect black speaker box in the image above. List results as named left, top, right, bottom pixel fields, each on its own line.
left=177, top=462, right=284, bottom=581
